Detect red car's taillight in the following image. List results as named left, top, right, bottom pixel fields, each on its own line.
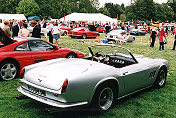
left=61, top=79, right=68, bottom=94
left=20, top=68, right=25, bottom=79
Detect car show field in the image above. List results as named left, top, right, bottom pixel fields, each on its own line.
left=0, top=33, right=176, bottom=118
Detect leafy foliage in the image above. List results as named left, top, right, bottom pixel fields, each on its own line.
left=16, top=0, right=40, bottom=17
left=0, top=0, right=176, bottom=21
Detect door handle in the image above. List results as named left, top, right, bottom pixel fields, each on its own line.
left=123, top=71, right=128, bottom=75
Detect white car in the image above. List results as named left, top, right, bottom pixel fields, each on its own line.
left=105, top=30, right=135, bottom=44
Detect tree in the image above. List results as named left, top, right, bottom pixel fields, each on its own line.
left=79, top=0, right=97, bottom=13
left=80, top=8, right=88, bottom=13
left=120, top=14, right=126, bottom=21
left=125, top=0, right=174, bottom=22
left=104, top=3, right=123, bottom=18
left=98, top=8, right=110, bottom=17
left=0, top=0, right=20, bottom=13
left=168, top=0, right=176, bottom=21
left=16, top=0, right=40, bottom=17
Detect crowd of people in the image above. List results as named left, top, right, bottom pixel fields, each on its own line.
left=0, top=19, right=61, bottom=46
left=1, top=19, right=176, bottom=51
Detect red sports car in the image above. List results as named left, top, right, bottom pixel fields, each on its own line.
left=0, top=28, right=84, bottom=81
left=60, top=26, right=73, bottom=32
left=68, top=28, right=99, bottom=39
left=96, top=27, right=106, bottom=33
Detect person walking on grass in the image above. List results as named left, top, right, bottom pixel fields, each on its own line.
left=150, top=28, right=157, bottom=47
left=52, top=23, right=60, bottom=46
left=159, top=27, right=166, bottom=51
left=172, top=32, right=176, bottom=51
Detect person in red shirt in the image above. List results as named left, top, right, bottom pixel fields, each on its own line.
left=159, top=27, right=166, bottom=51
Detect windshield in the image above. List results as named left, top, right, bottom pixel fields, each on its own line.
left=89, top=45, right=133, bottom=59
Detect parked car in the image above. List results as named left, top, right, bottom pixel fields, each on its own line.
left=130, top=29, right=146, bottom=36
left=0, top=27, right=84, bottom=81
left=96, top=27, right=106, bottom=33
left=60, top=26, right=73, bottom=32
left=69, top=27, right=100, bottom=39
left=105, top=30, right=135, bottom=44
left=17, top=45, right=169, bottom=111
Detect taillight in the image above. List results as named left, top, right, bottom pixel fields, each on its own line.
left=20, top=68, right=25, bottom=79
left=61, top=79, right=68, bottom=94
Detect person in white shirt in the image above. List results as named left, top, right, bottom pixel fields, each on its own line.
left=18, top=23, right=30, bottom=37
left=52, top=23, right=60, bottom=46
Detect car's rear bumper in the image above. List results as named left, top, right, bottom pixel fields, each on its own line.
left=17, top=86, right=88, bottom=108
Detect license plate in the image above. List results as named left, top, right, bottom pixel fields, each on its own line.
left=27, top=85, right=46, bottom=96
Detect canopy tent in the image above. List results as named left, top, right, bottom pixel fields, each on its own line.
left=59, top=13, right=115, bottom=23
left=0, top=14, right=26, bottom=21
left=27, top=16, right=40, bottom=21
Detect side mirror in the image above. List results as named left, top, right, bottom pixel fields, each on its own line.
left=53, top=46, right=58, bottom=50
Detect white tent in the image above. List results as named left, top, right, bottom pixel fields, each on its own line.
left=0, top=14, right=26, bottom=21
left=59, top=12, right=114, bottom=23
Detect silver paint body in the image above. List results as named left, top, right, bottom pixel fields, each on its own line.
left=17, top=45, right=169, bottom=108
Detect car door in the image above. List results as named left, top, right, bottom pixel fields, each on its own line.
left=28, top=40, right=63, bottom=63
left=14, top=41, right=33, bottom=67
left=120, top=63, right=148, bottom=95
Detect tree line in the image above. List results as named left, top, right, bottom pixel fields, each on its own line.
left=0, top=0, right=176, bottom=22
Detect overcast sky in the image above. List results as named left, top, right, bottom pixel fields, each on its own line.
left=99, top=0, right=168, bottom=7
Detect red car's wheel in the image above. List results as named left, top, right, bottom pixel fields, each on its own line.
left=82, top=34, right=87, bottom=39
left=0, top=61, right=19, bottom=81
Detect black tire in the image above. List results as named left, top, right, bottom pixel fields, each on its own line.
left=0, top=61, right=19, bottom=81
left=154, top=68, right=167, bottom=88
left=91, top=83, right=116, bottom=111
left=82, top=34, right=87, bottom=39
left=66, top=53, right=77, bottom=58
left=63, top=31, right=67, bottom=36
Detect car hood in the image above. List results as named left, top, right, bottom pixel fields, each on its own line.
left=0, top=27, right=14, bottom=45
left=24, top=58, right=106, bottom=90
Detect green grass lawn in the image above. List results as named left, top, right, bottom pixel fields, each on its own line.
left=0, top=33, right=176, bottom=118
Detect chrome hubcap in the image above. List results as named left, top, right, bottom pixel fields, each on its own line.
left=159, top=70, right=166, bottom=86
left=98, top=87, right=113, bottom=110
left=1, top=63, right=17, bottom=80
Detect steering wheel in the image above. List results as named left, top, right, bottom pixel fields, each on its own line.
left=92, top=51, right=106, bottom=63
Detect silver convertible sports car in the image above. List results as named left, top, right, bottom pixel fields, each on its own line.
left=17, top=45, right=169, bottom=111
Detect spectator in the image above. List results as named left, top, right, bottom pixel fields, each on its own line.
left=12, top=20, right=23, bottom=37
left=31, top=20, right=41, bottom=38
left=165, top=26, right=168, bottom=36
left=105, top=23, right=111, bottom=34
left=3, top=20, right=11, bottom=37
left=172, top=32, right=176, bottom=50
left=159, top=28, right=166, bottom=51
left=150, top=28, right=157, bottom=47
left=18, top=23, right=30, bottom=37
left=52, top=23, right=60, bottom=46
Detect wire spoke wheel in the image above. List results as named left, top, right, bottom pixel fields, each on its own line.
left=158, top=70, right=166, bottom=86
left=98, top=87, right=113, bottom=111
